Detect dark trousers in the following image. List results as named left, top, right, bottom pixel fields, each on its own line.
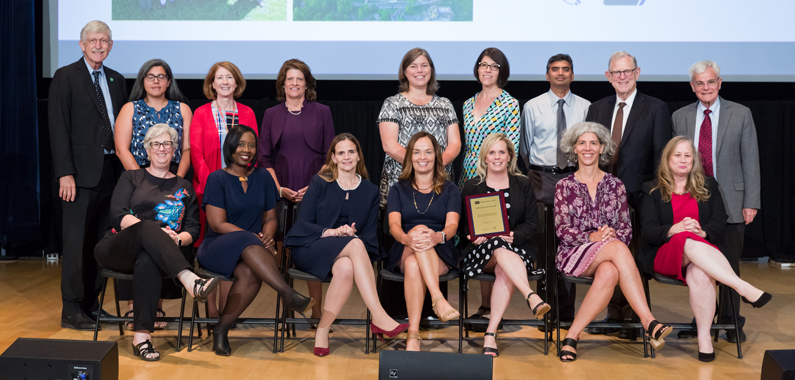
left=718, top=223, right=746, bottom=328
left=60, top=155, right=117, bottom=318
left=94, top=220, right=192, bottom=332
left=528, top=169, right=576, bottom=321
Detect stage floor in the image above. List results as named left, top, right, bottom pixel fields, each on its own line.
left=0, top=259, right=791, bottom=379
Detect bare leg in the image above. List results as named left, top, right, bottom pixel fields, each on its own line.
left=400, top=250, right=425, bottom=352
left=683, top=239, right=763, bottom=301
left=412, top=247, right=455, bottom=316
left=489, top=248, right=545, bottom=309
left=685, top=263, right=717, bottom=354
left=562, top=262, right=619, bottom=360
left=484, top=265, right=514, bottom=354
left=315, top=258, right=354, bottom=349
left=336, top=239, right=399, bottom=330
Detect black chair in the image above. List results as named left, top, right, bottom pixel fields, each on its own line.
left=458, top=203, right=551, bottom=355
left=93, top=269, right=189, bottom=352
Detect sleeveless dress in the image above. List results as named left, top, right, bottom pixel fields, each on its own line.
left=653, top=193, right=719, bottom=284
left=130, top=99, right=184, bottom=166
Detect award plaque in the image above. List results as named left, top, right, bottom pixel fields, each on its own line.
left=464, top=192, right=510, bottom=238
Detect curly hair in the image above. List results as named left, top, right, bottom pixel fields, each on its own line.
left=560, top=122, right=615, bottom=167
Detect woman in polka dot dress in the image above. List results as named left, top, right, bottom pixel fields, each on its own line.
left=459, top=133, right=551, bottom=357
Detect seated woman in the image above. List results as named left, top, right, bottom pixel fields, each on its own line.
left=386, top=131, right=461, bottom=352
left=554, top=122, right=671, bottom=362
left=197, top=125, right=314, bottom=356
left=639, top=136, right=771, bottom=362
left=94, top=124, right=219, bottom=362
left=285, top=133, right=409, bottom=357
left=459, top=133, right=551, bottom=357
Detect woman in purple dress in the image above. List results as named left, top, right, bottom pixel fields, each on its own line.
left=258, top=59, right=335, bottom=323
left=553, top=122, right=671, bottom=362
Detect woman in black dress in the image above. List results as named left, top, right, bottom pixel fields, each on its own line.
left=386, top=132, right=461, bottom=351
left=459, top=133, right=551, bottom=357
left=94, top=124, right=219, bottom=361
left=196, top=125, right=314, bottom=356
left=285, top=133, right=409, bottom=356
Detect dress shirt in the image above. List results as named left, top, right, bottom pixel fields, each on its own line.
left=693, top=97, right=721, bottom=176
left=610, top=88, right=637, bottom=139
left=520, top=89, right=591, bottom=167
left=84, top=57, right=116, bottom=154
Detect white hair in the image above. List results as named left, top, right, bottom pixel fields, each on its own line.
left=561, top=122, right=616, bottom=167
left=608, top=51, right=637, bottom=70
left=689, top=60, right=721, bottom=82
left=80, top=20, right=112, bottom=42
left=143, top=124, right=178, bottom=150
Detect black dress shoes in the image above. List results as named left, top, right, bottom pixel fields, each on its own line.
left=585, top=317, right=621, bottom=334
left=90, top=308, right=116, bottom=323
left=61, top=312, right=98, bottom=331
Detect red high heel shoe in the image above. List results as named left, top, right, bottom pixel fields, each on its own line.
left=370, top=322, right=409, bottom=343
left=313, top=346, right=330, bottom=357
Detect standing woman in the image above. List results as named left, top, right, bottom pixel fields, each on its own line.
left=258, top=59, right=335, bottom=322
left=378, top=48, right=461, bottom=206
left=285, top=133, right=408, bottom=356
left=113, top=59, right=193, bottom=327
left=190, top=61, right=258, bottom=318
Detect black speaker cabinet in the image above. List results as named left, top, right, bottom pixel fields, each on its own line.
left=762, top=350, right=795, bottom=380
left=378, top=350, right=492, bottom=380
left=0, top=338, right=118, bottom=380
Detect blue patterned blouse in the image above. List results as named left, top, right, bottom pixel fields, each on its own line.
left=130, top=99, right=184, bottom=166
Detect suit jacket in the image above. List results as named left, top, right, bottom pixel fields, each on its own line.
left=671, top=97, right=761, bottom=224
left=638, top=177, right=727, bottom=275
left=586, top=91, right=671, bottom=196
left=48, top=58, right=127, bottom=188
left=458, top=174, right=539, bottom=259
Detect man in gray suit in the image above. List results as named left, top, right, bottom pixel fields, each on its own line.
left=672, top=60, right=761, bottom=343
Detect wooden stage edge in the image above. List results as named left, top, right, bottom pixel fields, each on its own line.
left=0, top=259, right=792, bottom=380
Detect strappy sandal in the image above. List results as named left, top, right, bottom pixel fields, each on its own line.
left=526, top=291, right=551, bottom=319
left=646, top=320, right=673, bottom=350
left=406, top=333, right=422, bottom=351
left=559, top=337, right=578, bottom=362
left=431, top=296, right=460, bottom=323
left=132, top=339, right=160, bottom=362
left=123, top=310, right=134, bottom=330
left=154, top=308, right=167, bottom=330
left=482, top=332, right=499, bottom=357
left=192, top=277, right=219, bottom=303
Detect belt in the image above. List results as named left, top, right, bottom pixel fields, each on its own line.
left=528, top=164, right=574, bottom=174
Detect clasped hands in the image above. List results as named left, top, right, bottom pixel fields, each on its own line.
left=588, top=225, right=617, bottom=242
left=282, top=186, right=309, bottom=202
left=670, top=217, right=706, bottom=238
left=323, top=223, right=357, bottom=238
left=161, top=226, right=180, bottom=245
left=252, top=232, right=277, bottom=255
left=466, top=231, right=514, bottom=246
left=405, top=225, right=443, bottom=252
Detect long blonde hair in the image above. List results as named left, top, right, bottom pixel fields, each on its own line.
left=475, top=133, right=524, bottom=184
left=318, top=133, right=369, bottom=182
left=652, top=136, right=711, bottom=202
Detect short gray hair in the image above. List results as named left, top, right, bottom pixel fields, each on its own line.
left=608, top=51, right=637, bottom=71
left=560, top=122, right=615, bottom=166
left=143, top=124, right=178, bottom=150
left=689, top=60, right=721, bottom=82
left=80, top=20, right=112, bottom=42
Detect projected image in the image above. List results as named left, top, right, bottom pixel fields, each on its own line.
left=112, top=0, right=287, bottom=21
left=293, top=0, right=473, bottom=21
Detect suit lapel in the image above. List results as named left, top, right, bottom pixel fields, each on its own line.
left=605, top=96, right=617, bottom=128
left=76, top=59, right=104, bottom=115
left=686, top=102, right=698, bottom=139
left=108, top=71, right=124, bottom=116
left=715, top=97, right=731, bottom=157
left=621, top=92, right=645, bottom=147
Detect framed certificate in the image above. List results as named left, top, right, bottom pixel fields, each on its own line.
left=464, top=192, right=510, bottom=239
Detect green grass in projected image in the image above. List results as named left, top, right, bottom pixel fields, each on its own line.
left=293, top=0, right=473, bottom=21
left=113, top=0, right=287, bottom=21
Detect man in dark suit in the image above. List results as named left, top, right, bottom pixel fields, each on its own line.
left=584, top=51, right=671, bottom=335
left=672, top=60, right=760, bottom=343
left=49, top=20, right=127, bottom=330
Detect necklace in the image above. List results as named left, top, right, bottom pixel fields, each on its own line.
left=286, top=103, right=302, bottom=116
left=415, top=182, right=433, bottom=191
left=337, top=174, right=362, bottom=191
left=412, top=189, right=435, bottom=214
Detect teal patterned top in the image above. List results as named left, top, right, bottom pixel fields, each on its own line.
left=460, top=90, right=521, bottom=186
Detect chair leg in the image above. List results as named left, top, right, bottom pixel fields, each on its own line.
left=204, top=302, right=210, bottom=338
left=716, top=287, right=724, bottom=343
left=365, top=309, right=371, bottom=355
left=188, top=301, right=198, bottom=352
left=458, top=278, right=464, bottom=353
left=112, top=279, right=124, bottom=335
left=273, top=292, right=281, bottom=354
left=555, top=274, right=561, bottom=357
left=177, top=288, right=187, bottom=352
left=93, top=278, right=108, bottom=341
left=728, top=286, right=743, bottom=359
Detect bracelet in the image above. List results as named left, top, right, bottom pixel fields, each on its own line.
left=279, top=187, right=283, bottom=198
left=176, top=237, right=182, bottom=247
left=439, top=231, right=446, bottom=242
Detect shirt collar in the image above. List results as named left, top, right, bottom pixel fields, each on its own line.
left=547, top=89, right=573, bottom=107
left=616, top=88, right=637, bottom=109
left=696, top=97, right=721, bottom=114
left=84, top=57, right=105, bottom=76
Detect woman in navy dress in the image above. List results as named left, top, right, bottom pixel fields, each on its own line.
left=639, top=136, right=771, bottom=362
left=285, top=133, right=409, bottom=357
left=197, top=125, right=314, bottom=356
left=386, top=132, right=461, bottom=351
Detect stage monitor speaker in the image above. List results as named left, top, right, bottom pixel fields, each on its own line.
left=762, top=350, right=795, bottom=380
left=378, top=350, right=492, bottom=380
left=0, top=338, right=118, bottom=380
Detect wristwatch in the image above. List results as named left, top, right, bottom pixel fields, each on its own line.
left=439, top=231, right=446, bottom=242
left=176, top=237, right=182, bottom=247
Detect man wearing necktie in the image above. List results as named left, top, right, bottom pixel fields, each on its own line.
left=520, top=54, right=591, bottom=329
left=672, top=60, right=760, bottom=344
left=584, top=51, right=671, bottom=337
left=49, top=20, right=127, bottom=330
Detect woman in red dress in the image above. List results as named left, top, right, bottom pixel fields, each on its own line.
left=639, top=136, right=771, bottom=362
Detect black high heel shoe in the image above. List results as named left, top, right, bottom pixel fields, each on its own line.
left=212, top=328, right=232, bottom=356
left=742, top=292, right=772, bottom=308
left=286, top=292, right=315, bottom=319
left=559, top=337, right=579, bottom=362
left=132, top=339, right=160, bottom=362
left=646, top=320, right=673, bottom=350
left=698, top=351, right=715, bottom=362
left=482, top=332, right=499, bottom=357
left=525, top=291, right=551, bottom=319
left=192, top=277, right=219, bottom=303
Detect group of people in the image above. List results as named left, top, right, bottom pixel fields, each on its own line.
left=49, top=20, right=772, bottom=364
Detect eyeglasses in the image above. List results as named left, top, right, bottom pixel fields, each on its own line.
left=693, top=79, right=720, bottom=89
left=145, top=74, right=169, bottom=82
left=150, top=141, right=174, bottom=150
left=608, top=68, right=637, bottom=78
left=478, top=62, right=501, bottom=71
left=85, top=38, right=110, bottom=46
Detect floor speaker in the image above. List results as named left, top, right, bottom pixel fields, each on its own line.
left=0, top=338, right=118, bottom=380
left=762, top=350, right=795, bottom=380
left=378, top=350, right=492, bottom=380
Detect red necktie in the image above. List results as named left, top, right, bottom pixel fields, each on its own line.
left=698, top=109, right=713, bottom=177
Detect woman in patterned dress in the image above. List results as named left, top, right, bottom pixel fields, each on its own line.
left=459, top=133, right=550, bottom=357
left=554, top=122, right=671, bottom=362
left=378, top=48, right=461, bottom=207
left=460, top=47, right=521, bottom=324
left=113, top=59, right=194, bottom=328
left=639, top=136, right=771, bottom=362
